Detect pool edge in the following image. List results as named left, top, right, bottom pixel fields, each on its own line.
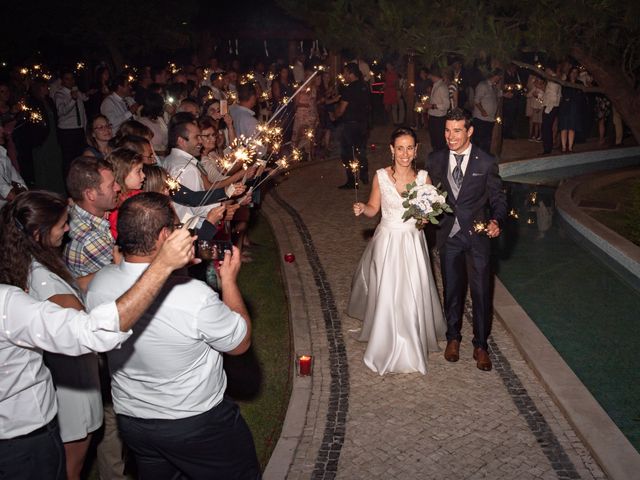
left=494, top=277, right=640, bottom=480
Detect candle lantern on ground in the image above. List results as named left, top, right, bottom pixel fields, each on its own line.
left=297, top=354, right=313, bottom=376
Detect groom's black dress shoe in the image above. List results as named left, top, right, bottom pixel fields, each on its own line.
left=444, top=340, right=460, bottom=362
left=473, top=347, right=492, bottom=371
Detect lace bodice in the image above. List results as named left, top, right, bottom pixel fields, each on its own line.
left=378, top=168, right=428, bottom=223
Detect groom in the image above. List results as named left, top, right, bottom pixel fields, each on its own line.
left=426, top=108, right=507, bottom=371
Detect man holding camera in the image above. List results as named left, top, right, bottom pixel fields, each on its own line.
left=86, top=192, right=259, bottom=479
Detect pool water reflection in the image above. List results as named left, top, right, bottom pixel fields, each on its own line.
left=496, top=181, right=640, bottom=452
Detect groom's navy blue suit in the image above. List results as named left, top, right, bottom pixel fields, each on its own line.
left=426, top=145, right=507, bottom=350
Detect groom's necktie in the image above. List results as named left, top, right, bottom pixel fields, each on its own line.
left=452, top=154, right=464, bottom=188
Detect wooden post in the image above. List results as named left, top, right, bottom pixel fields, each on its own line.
left=406, top=54, right=416, bottom=126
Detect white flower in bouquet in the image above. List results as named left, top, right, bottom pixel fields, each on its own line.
left=401, top=181, right=452, bottom=229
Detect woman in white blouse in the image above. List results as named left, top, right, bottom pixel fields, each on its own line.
left=1, top=191, right=102, bottom=480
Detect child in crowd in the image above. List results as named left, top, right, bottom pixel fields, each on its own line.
left=107, top=148, right=145, bottom=239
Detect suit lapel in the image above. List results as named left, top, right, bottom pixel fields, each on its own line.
left=457, top=146, right=480, bottom=200
left=438, top=149, right=454, bottom=200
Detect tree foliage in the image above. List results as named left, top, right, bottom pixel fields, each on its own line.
left=278, top=0, right=640, bottom=83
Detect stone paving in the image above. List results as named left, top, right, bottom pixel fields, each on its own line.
left=263, top=131, right=607, bottom=479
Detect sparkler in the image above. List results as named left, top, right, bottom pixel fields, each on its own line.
left=350, top=146, right=360, bottom=203
left=472, top=221, right=488, bottom=234
left=250, top=156, right=291, bottom=191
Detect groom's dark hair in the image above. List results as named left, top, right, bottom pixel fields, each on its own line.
left=446, top=108, right=472, bottom=130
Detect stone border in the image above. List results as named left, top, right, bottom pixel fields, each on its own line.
left=499, top=146, right=640, bottom=178
left=269, top=189, right=350, bottom=480
left=555, top=168, right=640, bottom=290
left=494, top=277, right=640, bottom=480
left=261, top=195, right=315, bottom=479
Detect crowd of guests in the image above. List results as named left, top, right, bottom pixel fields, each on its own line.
left=377, top=58, right=624, bottom=156
left=0, top=55, right=314, bottom=479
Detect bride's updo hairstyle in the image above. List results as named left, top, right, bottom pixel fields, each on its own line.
left=389, top=126, right=418, bottom=177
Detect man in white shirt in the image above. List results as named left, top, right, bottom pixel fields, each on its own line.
left=100, top=74, right=139, bottom=133
left=54, top=70, right=88, bottom=173
left=229, top=83, right=260, bottom=140
left=86, top=193, right=260, bottom=479
left=163, top=117, right=219, bottom=226
left=541, top=62, right=562, bottom=154
left=426, top=66, right=450, bottom=151
left=0, top=228, right=195, bottom=480
left=472, top=69, right=502, bottom=154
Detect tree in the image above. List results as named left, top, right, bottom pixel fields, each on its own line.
left=278, top=0, right=640, bottom=143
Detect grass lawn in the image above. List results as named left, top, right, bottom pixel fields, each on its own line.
left=581, top=176, right=640, bottom=246
left=229, top=211, right=292, bottom=469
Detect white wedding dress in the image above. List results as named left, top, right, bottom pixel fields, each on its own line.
left=347, top=168, right=446, bottom=375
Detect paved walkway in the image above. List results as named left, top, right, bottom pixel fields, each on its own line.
left=262, top=131, right=608, bottom=479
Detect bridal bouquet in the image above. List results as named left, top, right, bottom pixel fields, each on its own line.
left=401, top=179, right=452, bottom=229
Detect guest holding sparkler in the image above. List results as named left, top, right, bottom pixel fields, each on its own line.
left=348, top=126, right=445, bottom=375
left=164, top=117, right=222, bottom=227
left=271, top=65, right=294, bottom=144
left=292, top=62, right=319, bottom=155
left=197, top=116, right=246, bottom=189
left=334, top=62, right=370, bottom=189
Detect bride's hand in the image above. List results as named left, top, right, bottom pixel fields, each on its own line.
left=353, top=202, right=365, bottom=216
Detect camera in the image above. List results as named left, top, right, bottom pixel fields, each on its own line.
left=197, top=240, right=232, bottom=261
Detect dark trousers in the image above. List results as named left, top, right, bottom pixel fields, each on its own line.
left=440, top=231, right=493, bottom=350
left=428, top=115, right=447, bottom=151
left=0, top=418, right=66, bottom=480
left=541, top=107, right=558, bottom=154
left=117, top=397, right=261, bottom=480
left=472, top=118, right=494, bottom=155
left=502, top=99, right=518, bottom=138
left=57, top=128, right=86, bottom=175
left=340, top=121, right=368, bottom=184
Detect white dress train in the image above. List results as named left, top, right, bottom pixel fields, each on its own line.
left=347, top=168, right=446, bottom=375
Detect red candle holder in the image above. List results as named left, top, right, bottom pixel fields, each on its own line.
left=284, top=253, right=296, bottom=263
left=296, top=354, right=313, bottom=376
left=370, top=143, right=377, bottom=151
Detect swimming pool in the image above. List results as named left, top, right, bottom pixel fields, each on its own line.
left=497, top=169, right=640, bottom=452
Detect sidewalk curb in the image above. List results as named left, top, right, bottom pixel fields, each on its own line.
left=261, top=193, right=314, bottom=480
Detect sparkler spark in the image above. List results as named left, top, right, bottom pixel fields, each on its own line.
left=165, top=176, right=180, bottom=194
left=473, top=221, right=489, bottom=234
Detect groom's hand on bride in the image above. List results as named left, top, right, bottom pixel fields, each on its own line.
left=487, top=219, right=501, bottom=238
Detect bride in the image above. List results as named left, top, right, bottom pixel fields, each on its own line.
left=347, top=126, right=446, bottom=375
